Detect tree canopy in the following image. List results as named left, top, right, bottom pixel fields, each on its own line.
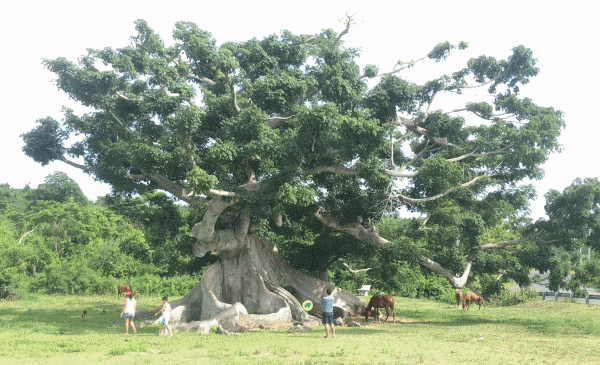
left=21, top=18, right=573, bottom=309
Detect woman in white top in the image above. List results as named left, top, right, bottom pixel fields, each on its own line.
left=120, top=291, right=137, bottom=334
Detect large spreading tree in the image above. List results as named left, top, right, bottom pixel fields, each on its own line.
left=22, top=18, right=565, bottom=326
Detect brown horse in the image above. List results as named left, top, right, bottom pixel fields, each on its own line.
left=463, top=291, right=485, bottom=310
left=455, top=289, right=463, bottom=309
left=117, top=284, right=131, bottom=297
left=365, top=293, right=395, bottom=323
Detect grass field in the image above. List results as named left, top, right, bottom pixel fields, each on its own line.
left=2, top=294, right=600, bottom=364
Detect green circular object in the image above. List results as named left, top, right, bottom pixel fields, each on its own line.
left=302, top=300, right=313, bottom=311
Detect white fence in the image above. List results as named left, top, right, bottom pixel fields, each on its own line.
left=537, top=291, right=600, bottom=304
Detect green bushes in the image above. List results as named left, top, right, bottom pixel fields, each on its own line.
left=332, top=261, right=456, bottom=301
left=127, top=273, right=200, bottom=296
left=7, top=259, right=200, bottom=297
left=490, top=287, right=540, bottom=306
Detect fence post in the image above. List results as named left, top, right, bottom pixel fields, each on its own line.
left=543, top=292, right=546, bottom=300
left=555, top=292, right=558, bottom=301
left=586, top=295, right=590, bottom=305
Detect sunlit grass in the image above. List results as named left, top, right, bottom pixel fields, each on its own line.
left=2, top=294, right=600, bottom=364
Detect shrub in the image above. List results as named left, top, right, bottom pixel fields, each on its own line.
left=490, top=287, right=540, bottom=306
left=127, top=273, right=200, bottom=296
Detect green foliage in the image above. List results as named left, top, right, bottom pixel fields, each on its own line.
left=186, top=166, right=218, bottom=193
left=128, top=273, right=200, bottom=296
left=27, top=172, right=88, bottom=204
left=20, top=117, right=68, bottom=166
left=0, top=178, right=205, bottom=297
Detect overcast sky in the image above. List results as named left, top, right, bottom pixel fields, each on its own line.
left=1, top=0, right=598, bottom=220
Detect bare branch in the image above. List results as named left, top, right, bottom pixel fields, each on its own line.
left=420, top=257, right=472, bottom=288
left=480, top=233, right=541, bottom=251
left=185, top=73, right=215, bottom=85
left=313, top=207, right=387, bottom=244
left=446, top=77, right=496, bottom=91
left=161, top=86, right=192, bottom=103
left=383, top=168, right=419, bottom=178
left=59, top=156, right=94, bottom=172
left=230, top=83, right=241, bottom=114
left=18, top=228, right=35, bottom=244
left=302, top=166, right=358, bottom=176
left=115, top=91, right=139, bottom=102
left=339, top=259, right=377, bottom=274
left=446, top=148, right=506, bottom=163
left=331, top=13, right=355, bottom=50
left=395, top=116, right=457, bottom=148
left=393, top=174, right=491, bottom=204
left=183, top=140, right=197, bottom=168
left=267, top=114, right=296, bottom=128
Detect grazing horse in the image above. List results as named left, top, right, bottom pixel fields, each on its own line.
left=463, top=291, right=485, bottom=310
left=365, top=293, right=395, bottom=323
left=455, top=290, right=463, bottom=309
left=117, top=284, right=131, bottom=297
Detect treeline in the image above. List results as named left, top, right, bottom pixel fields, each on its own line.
left=0, top=172, right=214, bottom=297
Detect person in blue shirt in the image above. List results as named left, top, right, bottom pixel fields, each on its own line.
left=321, top=288, right=336, bottom=338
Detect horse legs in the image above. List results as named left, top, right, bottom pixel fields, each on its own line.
left=383, top=305, right=395, bottom=323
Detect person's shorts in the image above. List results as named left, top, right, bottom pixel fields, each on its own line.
left=123, top=313, right=135, bottom=320
left=160, top=316, right=170, bottom=325
left=322, top=312, right=333, bottom=325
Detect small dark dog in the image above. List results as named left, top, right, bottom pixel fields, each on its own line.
left=81, top=310, right=87, bottom=318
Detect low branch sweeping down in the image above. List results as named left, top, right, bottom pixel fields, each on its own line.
left=313, top=205, right=539, bottom=289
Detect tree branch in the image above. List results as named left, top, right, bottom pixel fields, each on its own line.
left=395, top=116, right=457, bottom=148
left=191, top=196, right=237, bottom=247
left=446, top=148, right=506, bottom=163
left=339, top=260, right=376, bottom=274
left=314, top=206, right=475, bottom=288
left=59, top=156, right=94, bottom=172
left=302, top=166, right=357, bottom=176
left=185, top=73, right=215, bottom=85
left=331, top=13, right=355, bottom=50
left=313, top=207, right=387, bottom=244
left=267, top=114, right=296, bottom=128
left=230, top=83, right=241, bottom=115
left=18, top=228, right=35, bottom=244
left=480, top=233, right=540, bottom=250
left=420, top=257, right=472, bottom=288
left=393, top=174, right=491, bottom=204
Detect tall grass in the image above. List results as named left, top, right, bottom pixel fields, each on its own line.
left=2, top=294, right=600, bottom=364
left=490, top=287, right=540, bottom=306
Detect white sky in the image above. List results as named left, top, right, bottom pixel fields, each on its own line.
left=1, top=0, right=598, bottom=220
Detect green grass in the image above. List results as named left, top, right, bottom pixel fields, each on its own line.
left=2, top=294, right=600, bottom=364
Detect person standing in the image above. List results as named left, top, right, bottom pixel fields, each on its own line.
left=155, top=296, right=173, bottom=337
left=321, top=288, right=335, bottom=338
left=120, top=291, right=137, bottom=334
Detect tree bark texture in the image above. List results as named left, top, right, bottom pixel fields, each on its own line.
left=167, top=209, right=366, bottom=330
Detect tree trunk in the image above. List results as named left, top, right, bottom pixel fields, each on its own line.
left=168, top=234, right=367, bottom=331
